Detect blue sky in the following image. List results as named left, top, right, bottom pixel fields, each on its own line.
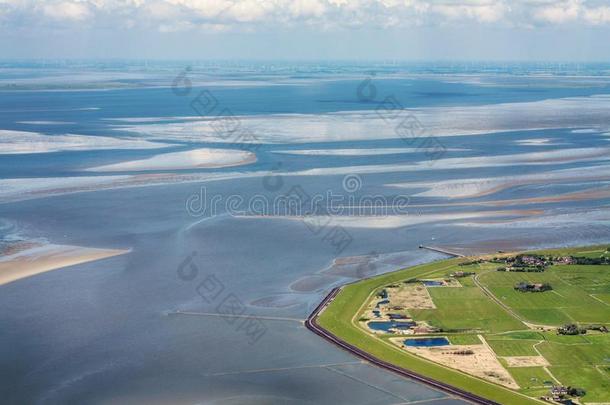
left=1, top=0, right=610, bottom=60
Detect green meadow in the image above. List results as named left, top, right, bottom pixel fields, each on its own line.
left=316, top=245, right=610, bottom=404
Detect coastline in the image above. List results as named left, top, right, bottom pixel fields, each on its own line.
left=305, top=286, right=500, bottom=405
left=304, top=247, right=563, bottom=405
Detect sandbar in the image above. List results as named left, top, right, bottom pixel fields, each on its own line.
left=0, top=244, right=129, bottom=286
left=87, top=148, right=257, bottom=172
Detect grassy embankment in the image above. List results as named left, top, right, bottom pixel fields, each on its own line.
left=317, top=245, right=610, bottom=404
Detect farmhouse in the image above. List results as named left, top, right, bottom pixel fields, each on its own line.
left=554, top=256, right=577, bottom=265
left=557, top=324, right=585, bottom=335
left=550, top=385, right=569, bottom=402
left=515, top=255, right=547, bottom=267
left=587, top=324, right=608, bottom=333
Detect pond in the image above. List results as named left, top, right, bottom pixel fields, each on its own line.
left=404, top=337, right=450, bottom=347
left=367, top=321, right=416, bottom=332
left=422, top=280, right=444, bottom=287
left=375, top=299, right=390, bottom=308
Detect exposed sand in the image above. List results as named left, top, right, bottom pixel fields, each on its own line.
left=291, top=210, right=542, bottom=229
left=0, top=244, right=129, bottom=286
left=391, top=187, right=610, bottom=210
left=392, top=339, right=519, bottom=389
left=0, top=129, right=171, bottom=154
left=4, top=158, right=610, bottom=205
left=87, top=148, right=257, bottom=172
left=387, top=284, right=437, bottom=309
left=0, top=240, right=42, bottom=256
left=458, top=208, right=610, bottom=229
left=0, top=172, right=250, bottom=203
left=117, top=95, right=610, bottom=144
left=503, top=356, right=550, bottom=367
left=515, top=138, right=554, bottom=146
left=387, top=164, right=610, bottom=199
left=17, top=121, right=76, bottom=125
left=272, top=147, right=466, bottom=156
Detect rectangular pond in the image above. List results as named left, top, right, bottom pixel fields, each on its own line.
left=404, top=337, right=450, bottom=347
left=367, top=321, right=416, bottom=332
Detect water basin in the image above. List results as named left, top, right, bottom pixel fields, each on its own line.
left=404, top=337, right=450, bottom=347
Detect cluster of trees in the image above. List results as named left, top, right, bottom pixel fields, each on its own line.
left=448, top=349, right=474, bottom=355
left=568, top=387, right=587, bottom=397
left=514, top=282, right=552, bottom=292
left=492, top=254, right=548, bottom=272
left=570, top=256, right=610, bottom=265
left=510, top=254, right=546, bottom=266
left=587, top=324, right=609, bottom=333
left=557, top=324, right=586, bottom=335
left=558, top=323, right=609, bottom=335
left=458, top=259, right=483, bottom=266
left=496, top=266, right=545, bottom=272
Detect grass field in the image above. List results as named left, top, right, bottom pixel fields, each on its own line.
left=486, top=339, right=539, bottom=356
left=410, top=285, right=524, bottom=333
left=448, top=334, right=483, bottom=345
left=316, top=245, right=610, bottom=405
left=506, top=367, right=554, bottom=389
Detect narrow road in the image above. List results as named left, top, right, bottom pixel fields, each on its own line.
left=472, top=271, right=555, bottom=330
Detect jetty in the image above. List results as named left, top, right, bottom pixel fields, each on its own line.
left=419, top=245, right=465, bottom=258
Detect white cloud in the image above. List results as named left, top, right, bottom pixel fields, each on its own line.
left=228, top=0, right=272, bottom=22
left=289, top=0, right=327, bottom=18
left=431, top=1, right=509, bottom=23
left=583, top=5, right=610, bottom=24
left=41, top=1, right=93, bottom=21
left=3, top=0, right=610, bottom=31
left=532, top=0, right=580, bottom=24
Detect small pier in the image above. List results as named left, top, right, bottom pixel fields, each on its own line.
left=419, top=245, right=465, bottom=258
